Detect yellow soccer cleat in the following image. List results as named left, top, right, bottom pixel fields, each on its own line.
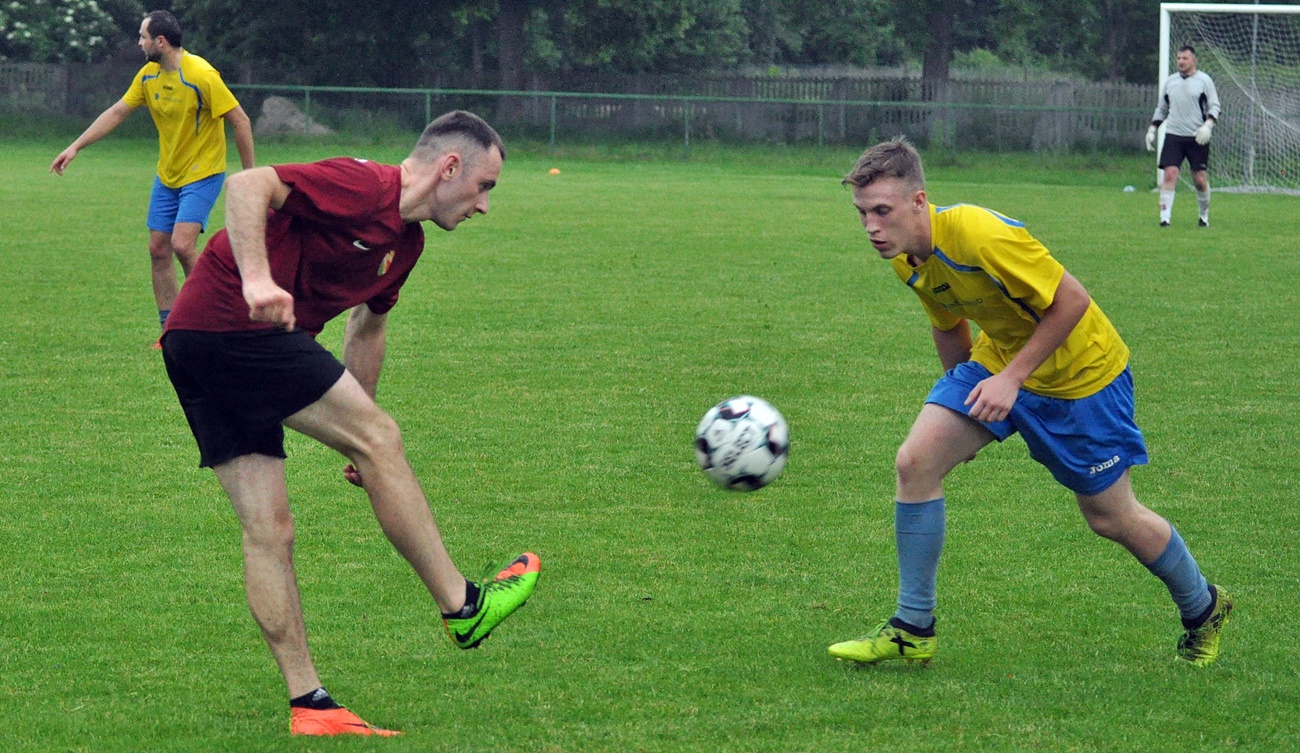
left=1177, top=585, right=1233, bottom=667
left=829, top=617, right=937, bottom=666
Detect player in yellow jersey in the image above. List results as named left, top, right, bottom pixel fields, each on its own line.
left=51, top=10, right=255, bottom=347
left=827, top=138, right=1231, bottom=667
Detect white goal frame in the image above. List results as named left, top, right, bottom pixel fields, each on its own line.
left=1158, top=3, right=1300, bottom=194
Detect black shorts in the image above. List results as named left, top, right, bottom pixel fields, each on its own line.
left=162, top=328, right=346, bottom=468
left=1158, top=133, right=1210, bottom=172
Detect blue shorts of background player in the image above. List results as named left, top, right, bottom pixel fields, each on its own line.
left=926, top=361, right=1149, bottom=495
left=147, top=172, right=226, bottom=233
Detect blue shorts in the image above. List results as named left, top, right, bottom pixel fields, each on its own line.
left=147, top=172, right=225, bottom=233
left=926, top=361, right=1149, bottom=495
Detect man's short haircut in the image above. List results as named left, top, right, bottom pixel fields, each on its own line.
left=144, top=10, right=182, bottom=48
left=842, top=136, right=925, bottom=191
left=1180, top=45, right=1197, bottom=56
left=410, top=110, right=506, bottom=165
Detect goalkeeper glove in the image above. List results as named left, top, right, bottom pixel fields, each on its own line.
left=1194, top=120, right=1214, bottom=145
left=1145, top=125, right=1157, bottom=152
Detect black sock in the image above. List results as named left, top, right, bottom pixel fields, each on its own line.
left=1182, top=584, right=1218, bottom=630
left=888, top=616, right=937, bottom=637
left=441, top=580, right=481, bottom=619
left=290, top=687, right=340, bottom=710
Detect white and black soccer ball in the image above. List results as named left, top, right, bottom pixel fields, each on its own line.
left=694, top=395, right=789, bottom=491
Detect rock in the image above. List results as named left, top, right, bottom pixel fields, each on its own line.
left=254, top=95, right=333, bottom=136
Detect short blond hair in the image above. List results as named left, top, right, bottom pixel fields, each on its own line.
left=842, top=137, right=924, bottom=191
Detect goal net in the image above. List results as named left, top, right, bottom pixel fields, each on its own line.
left=1160, top=3, right=1300, bottom=194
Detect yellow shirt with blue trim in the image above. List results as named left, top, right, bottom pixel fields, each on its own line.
left=122, top=52, right=239, bottom=189
left=891, top=203, right=1129, bottom=399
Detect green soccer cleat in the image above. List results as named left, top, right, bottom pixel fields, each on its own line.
left=829, top=617, right=937, bottom=666
left=1177, top=585, right=1233, bottom=667
left=444, top=552, right=541, bottom=649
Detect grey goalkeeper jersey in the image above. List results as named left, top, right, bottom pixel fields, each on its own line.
left=1152, top=71, right=1221, bottom=137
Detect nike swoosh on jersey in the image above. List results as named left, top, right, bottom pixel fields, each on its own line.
left=352, top=240, right=371, bottom=251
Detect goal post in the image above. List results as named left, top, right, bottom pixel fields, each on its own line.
left=1158, top=3, right=1300, bottom=194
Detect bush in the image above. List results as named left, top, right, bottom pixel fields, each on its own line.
left=0, top=0, right=142, bottom=64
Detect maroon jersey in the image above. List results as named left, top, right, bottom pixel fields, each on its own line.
left=166, top=158, right=424, bottom=337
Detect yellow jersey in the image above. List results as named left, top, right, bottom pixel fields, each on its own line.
left=892, top=203, right=1129, bottom=399
left=122, top=52, right=239, bottom=188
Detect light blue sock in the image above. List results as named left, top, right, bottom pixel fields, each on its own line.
left=893, top=498, right=945, bottom=629
left=1145, top=524, right=1212, bottom=623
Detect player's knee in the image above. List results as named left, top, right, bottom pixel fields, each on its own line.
left=351, top=412, right=406, bottom=465
left=895, top=442, right=937, bottom=488
left=241, top=508, right=295, bottom=552
left=171, top=239, right=198, bottom=261
left=148, top=238, right=173, bottom=262
left=1081, top=508, right=1125, bottom=541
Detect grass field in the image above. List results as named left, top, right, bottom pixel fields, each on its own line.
left=1, top=131, right=1298, bottom=752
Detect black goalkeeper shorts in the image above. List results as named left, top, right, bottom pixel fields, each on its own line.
left=1158, top=133, right=1210, bottom=172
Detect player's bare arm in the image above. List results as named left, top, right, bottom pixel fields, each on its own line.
left=225, top=167, right=295, bottom=328
left=222, top=105, right=256, bottom=170
left=931, top=321, right=973, bottom=371
left=964, top=270, right=1091, bottom=422
left=50, top=100, right=135, bottom=174
left=342, top=304, right=388, bottom=400
left=340, top=304, right=389, bottom=487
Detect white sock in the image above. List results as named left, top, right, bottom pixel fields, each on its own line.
left=1196, top=188, right=1211, bottom=220
left=1160, top=190, right=1175, bottom=223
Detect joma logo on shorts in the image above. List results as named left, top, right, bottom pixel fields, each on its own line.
left=1089, top=455, right=1121, bottom=475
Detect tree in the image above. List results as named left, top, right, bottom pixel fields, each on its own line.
left=174, top=0, right=482, bottom=86
left=0, top=0, right=144, bottom=63
left=539, top=1, right=748, bottom=74
left=161, top=0, right=1169, bottom=88
left=739, top=0, right=903, bottom=68
left=498, top=0, right=527, bottom=89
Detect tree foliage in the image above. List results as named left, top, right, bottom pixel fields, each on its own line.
left=1, top=0, right=143, bottom=63
left=2, top=0, right=1187, bottom=84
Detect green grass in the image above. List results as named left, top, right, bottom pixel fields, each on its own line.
left=1, top=134, right=1297, bottom=752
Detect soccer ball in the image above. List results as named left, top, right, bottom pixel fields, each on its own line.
left=694, top=396, right=789, bottom=491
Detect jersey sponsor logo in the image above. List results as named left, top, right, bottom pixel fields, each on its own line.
left=939, top=298, right=983, bottom=311
left=377, top=250, right=395, bottom=276
left=1088, top=455, right=1121, bottom=475
left=352, top=239, right=371, bottom=251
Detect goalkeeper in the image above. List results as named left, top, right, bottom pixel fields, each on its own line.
left=1146, top=45, right=1220, bottom=227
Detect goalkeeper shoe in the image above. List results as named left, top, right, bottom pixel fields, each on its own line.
left=1177, top=585, right=1233, bottom=667
left=290, top=707, right=400, bottom=737
left=828, top=617, right=937, bottom=666
left=444, top=552, right=541, bottom=649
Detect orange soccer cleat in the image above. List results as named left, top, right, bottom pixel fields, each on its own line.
left=289, top=706, right=400, bottom=737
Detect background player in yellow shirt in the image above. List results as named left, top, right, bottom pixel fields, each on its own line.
left=828, top=137, right=1231, bottom=667
left=51, top=10, right=255, bottom=346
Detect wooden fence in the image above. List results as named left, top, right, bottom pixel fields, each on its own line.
left=3, top=62, right=1155, bottom=152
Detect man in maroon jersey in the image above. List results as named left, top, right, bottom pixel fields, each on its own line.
left=161, top=111, right=540, bottom=737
